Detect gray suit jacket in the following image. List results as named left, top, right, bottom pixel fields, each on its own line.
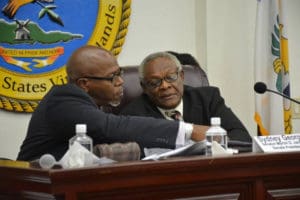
left=17, top=84, right=179, bottom=161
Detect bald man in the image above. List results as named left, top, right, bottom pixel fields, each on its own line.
left=17, top=45, right=207, bottom=161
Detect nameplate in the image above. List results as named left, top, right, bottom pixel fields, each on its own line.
left=253, top=133, right=300, bottom=153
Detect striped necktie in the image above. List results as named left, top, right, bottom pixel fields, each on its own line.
left=166, top=110, right=183, bottom=121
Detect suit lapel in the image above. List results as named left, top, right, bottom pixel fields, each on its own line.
left=144, top=95, right=165, bottom=118
left=182, top=89, right=204, bottom=124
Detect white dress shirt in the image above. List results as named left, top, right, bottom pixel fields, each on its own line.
left=157, top=100, right=194, bottom=147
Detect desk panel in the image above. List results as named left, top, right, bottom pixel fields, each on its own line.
left=1, top=152, right=300, bottom=200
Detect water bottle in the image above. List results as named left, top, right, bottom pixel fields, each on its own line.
left=69, top=124, right=93, bottom=152
left=205, top=117, right=227, bottom=155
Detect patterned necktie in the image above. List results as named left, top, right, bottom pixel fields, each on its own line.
left=166, top=110, right=183, bottom=121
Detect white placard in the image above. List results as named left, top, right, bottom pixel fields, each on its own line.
left=253, top=133, right=300, bottom=153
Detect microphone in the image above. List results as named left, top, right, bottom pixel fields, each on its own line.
left=39, top=154, right=58, bottom=169
left=254, top=82, right=300, bottom=104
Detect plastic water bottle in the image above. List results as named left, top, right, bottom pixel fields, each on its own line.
left=69, top=124, right=93, bottom=152
left=205, top=117, right=227, bottom=155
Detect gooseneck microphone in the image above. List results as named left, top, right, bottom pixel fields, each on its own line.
left=254, top=82, right=300, bottom=105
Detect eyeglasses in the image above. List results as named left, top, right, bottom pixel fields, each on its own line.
left=81, top=68, right=124, bottom=84
left=143, top=70, right=180, bottom=89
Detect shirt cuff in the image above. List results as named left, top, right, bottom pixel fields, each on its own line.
left=175, top=121, right=194, bottom=148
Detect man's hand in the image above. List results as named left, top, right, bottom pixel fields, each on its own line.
left=191, top=125, right=210, bottom=142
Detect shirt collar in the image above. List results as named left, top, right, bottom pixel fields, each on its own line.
left=157, top=99, right=183, bottom=120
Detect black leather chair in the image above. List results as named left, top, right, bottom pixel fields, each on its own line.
left=102, top=64, right=209, bottom=114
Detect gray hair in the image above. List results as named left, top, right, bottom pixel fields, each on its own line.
left=139, top=52, right=182, bottom=79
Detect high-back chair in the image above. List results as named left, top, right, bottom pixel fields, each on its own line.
left=102, top=64, right=209, bottom=114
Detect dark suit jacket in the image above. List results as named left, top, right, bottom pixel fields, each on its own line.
left=121, top=85, right=252, bottom=143
left=17, top=84, right=179, bottom=161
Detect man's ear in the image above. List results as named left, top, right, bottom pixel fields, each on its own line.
left=180, top=70, right=184, bottom=80
left=140, top=81, right=146, bottom=89
left=140, top=81, right=150, bottom=95
left=76, top=78, right=89, bottom=92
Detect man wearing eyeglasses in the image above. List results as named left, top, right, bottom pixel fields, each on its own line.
left=120, top=52, right=252, bottom=155
left=17, top=46, right=207, bottom=161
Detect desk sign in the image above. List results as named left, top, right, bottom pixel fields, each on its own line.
left=253, top=133, right=300, bottom=153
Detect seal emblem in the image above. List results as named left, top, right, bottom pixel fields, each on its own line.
left=0, top=0, right=131, bottom=112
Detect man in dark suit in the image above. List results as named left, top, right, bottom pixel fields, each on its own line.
left=120, top=52, right=252, bottom=144
left=17, top=46, right=206, bottom=161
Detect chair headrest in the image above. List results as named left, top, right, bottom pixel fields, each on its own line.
left=102, top=64, right=209, bottom=114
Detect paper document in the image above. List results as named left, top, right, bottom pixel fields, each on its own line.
left=142, top=141, right=206, bottom=161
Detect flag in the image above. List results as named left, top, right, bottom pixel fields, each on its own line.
left=254, top=0, right=292, bottom=135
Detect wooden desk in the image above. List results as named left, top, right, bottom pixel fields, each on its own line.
left=1, top=152, right=300, bottom=200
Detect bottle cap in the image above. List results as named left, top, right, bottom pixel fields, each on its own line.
left=76, top=124, right=87, bottom=134
left=211, top=117, right=221, bottom=125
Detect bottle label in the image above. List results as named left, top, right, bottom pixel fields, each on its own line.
left=206, top=134, right=228, bottom=155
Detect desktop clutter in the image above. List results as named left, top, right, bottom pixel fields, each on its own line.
left=38, top=124, right=140, bottom=169
left=37, top=119, right=250, bottom=169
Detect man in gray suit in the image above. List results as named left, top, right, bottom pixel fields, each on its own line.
left=17, top=46, right=206, bottom=161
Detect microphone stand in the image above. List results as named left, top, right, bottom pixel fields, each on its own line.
left=266, top=89, right=300, bottom=105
